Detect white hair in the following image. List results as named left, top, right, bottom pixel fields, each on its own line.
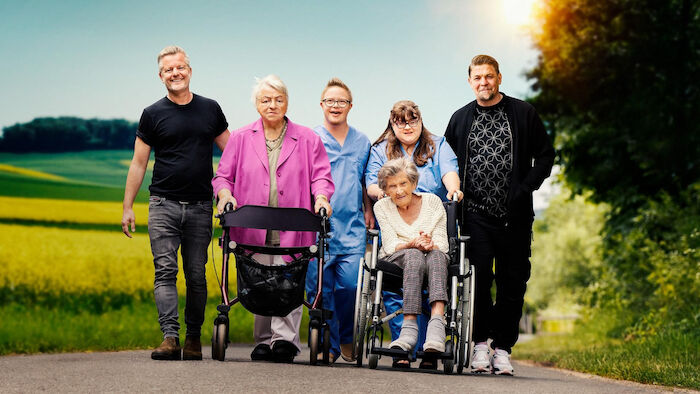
left=251, top=74, right=288, bottom=103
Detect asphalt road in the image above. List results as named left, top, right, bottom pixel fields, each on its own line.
left=0, top=344, right=679, bottom=393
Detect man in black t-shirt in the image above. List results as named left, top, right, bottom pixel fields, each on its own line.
left=122, top=46, right=230, bottom=361
left=445, top=55, right=554, bottom=375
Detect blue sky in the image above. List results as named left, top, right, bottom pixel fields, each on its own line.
left=1, top=0, right=539, bottom=142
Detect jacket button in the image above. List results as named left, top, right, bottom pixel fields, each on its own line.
left=280, top=190, right=284, bottom=195
left=277, top=172, right=281, bottom=177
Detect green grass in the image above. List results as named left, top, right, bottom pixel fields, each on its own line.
left=0, top=172, right=149, bottom=202
left=0, top=150, right=149, bottom=188
left=0, top=297, right=309, bottom=355
left=514, top=327, right=700, bottom=390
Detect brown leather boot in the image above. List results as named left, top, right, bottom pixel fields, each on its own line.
left=151, top=337, right=181, bottom=360
left=182, top=336, right=202, bottom=360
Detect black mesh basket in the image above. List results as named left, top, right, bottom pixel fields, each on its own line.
left=235, top=253, right=309, bottom=316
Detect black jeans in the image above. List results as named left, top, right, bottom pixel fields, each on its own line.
left=464, top=212, right=532, bottom=353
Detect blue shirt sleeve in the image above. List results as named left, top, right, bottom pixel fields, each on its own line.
left=365, top=143, right=386, bottom=187
left=436, top=136, right=458, bottom=177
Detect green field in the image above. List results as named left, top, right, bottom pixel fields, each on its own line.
left=0, top=150, right=243, bottom=356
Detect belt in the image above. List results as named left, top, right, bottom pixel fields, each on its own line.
left=153, top=195, right=212, bottom=205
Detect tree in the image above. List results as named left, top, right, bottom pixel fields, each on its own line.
left=528, top=0, right=699, bottom=213
left=527, top=0, right=700, bottom=336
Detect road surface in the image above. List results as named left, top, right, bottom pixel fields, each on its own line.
left=0, top=344, right=678, bottom=393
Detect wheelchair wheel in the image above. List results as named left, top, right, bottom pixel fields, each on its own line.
left=368, top=354, right=379, bottom=369
left=309, top=327, right=319, bottom=365
left=443, top=340, right=454, bottom=374
left=353, top=260, right=370, bottom=366
left=212, top=322, right=227, bottom=361
left=457, top=266, right=476, bottom=373
left=322, top=327, right=331, bottom=364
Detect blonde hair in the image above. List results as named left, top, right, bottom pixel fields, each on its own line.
left=251, top=74, right=288, bottom=103
left=157, top=46, right=190, bottom=70
left=320, top=77, right=352, bottom=102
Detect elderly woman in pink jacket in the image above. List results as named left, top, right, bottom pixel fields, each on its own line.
left=213, top=74, right=334, bottom=364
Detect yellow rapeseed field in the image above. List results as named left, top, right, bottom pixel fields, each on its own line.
left=0, top=196, right=148, bottom=225
left=0, top=223, right=231, bottom=297
left=0, top=164, right=68, bottom=182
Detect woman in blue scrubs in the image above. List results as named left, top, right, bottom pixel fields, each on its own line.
left=365, top=100, right=462, bottom=368
left=305, top=78, right=373, bottom=362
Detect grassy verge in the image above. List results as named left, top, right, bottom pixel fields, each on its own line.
left=514, top=327, right=700, bottom=390
left=0, top=297, right=309, bottom=356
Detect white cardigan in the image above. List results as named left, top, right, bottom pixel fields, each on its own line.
left=373, top=192, right=448, bottom=258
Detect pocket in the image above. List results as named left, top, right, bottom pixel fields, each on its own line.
left=148, top=196, right=164, bottom=207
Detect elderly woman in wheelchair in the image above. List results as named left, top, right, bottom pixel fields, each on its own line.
left=372, top=157, right=450, bottom=354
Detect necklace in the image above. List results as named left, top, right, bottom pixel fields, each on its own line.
left=265, top=121, right=287, bottom=152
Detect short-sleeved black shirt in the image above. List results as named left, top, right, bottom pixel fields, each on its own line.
left=136, top=94, right=228, bottom=201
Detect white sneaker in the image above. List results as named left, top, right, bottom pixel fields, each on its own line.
left=470, top=343, right=490, bottom=372
left=491, top=348, right=514, bottom=375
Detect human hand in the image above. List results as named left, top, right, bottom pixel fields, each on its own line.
left=121, top=207, right=135, bottom=238
left=315, top=195, right=332, bottom=216
left=364, top=209, right=375, bottom=229
left=216, top=189, right=237, bottom=214
left=447, top=189, right=464, bottom=202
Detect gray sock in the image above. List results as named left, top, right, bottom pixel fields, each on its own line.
left=425, top=316, right=446, bottom=344
left=393, top=319, right=419, bottom=350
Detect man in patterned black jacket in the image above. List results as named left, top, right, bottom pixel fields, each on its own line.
left=444, top=54, right=555, bottom=375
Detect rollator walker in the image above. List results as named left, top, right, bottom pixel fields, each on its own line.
left=212, top=203, right=332, bottom=364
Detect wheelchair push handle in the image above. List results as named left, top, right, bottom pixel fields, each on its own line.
left=224, top=202, right=234, bottom=212
left=452, top=191, right=460, bottom=202
left=319, top=207, right=328, bottom=219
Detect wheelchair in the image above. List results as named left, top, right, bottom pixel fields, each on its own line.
left=351, top=197, right=476, bottom=374
left=211, top=204, right=332, bottom=364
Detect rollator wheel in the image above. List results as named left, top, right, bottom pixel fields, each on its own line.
left=309, top=327, right=319, bottom=366
left=443, top=340, right=454, bottom=374
left=322, top=327, right=331, bottom=364
left=368, top=354, right=379, bottom=369
left=212, top=322, right=227, bottom=361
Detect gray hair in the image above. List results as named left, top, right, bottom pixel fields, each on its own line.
left=377, top=157, right=419, bottom=191
left=251, top=74, right=288, bottom=103
left=157, top=46, right=190, bottom=70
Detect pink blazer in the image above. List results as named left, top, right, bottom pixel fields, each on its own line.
left=212, top=117, right=334, bottom=248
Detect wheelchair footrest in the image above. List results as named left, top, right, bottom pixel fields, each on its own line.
left=371, top=346, right=453, bottom=361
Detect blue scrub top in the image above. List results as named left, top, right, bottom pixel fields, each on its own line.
left=365, top=134, right=458, bottom=201
left=315, top=125, right=371, bottom=255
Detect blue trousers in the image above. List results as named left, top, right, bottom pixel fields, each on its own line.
left=305, top=253, right=363, bottom=357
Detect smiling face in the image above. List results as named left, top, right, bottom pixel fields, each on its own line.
left=468, top=64, right=502, bottom=106
left=158, top=53, right=191, bottom=95
left=383, top=171, right=417, bottom=209
left=391, top=116, right=423, bottom=149
left=321, top=86, right=352, bottom=126
left=255, top=85, right=288, bottom=125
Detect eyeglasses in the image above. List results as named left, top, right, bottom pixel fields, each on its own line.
left=321, top=99, right=351, bottom=108
left=258, top=97, right=286, bottom=107
left=393, top=118, right=421, bottom=128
